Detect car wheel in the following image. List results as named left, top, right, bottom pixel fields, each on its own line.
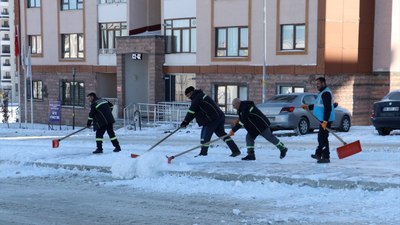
left=295, top=117, right=309, bottom=135
left=339, top=116, right=351, bottom=132
left=377, top=128, right=391, bottom=136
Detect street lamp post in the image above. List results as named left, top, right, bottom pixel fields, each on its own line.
left=72, top=67, right=76, bottom=130
left=262, top=0, right=267, bottom=103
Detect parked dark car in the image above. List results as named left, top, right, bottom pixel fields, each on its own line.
left=257, top=93, right=351, bottom=135
left=371, top=90, right=400, bottom=135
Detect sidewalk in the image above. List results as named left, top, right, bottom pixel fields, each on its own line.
left=0, top=125, right=399, bottom=191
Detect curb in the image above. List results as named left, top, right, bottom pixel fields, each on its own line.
left=2, top=160, right=398, bottom=191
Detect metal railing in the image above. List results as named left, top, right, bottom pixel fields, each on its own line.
left=98, top=0, right=127, bottom=4
left=124, top=102, right=190, bottom=130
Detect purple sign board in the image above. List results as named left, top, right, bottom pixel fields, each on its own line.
left=48, top=101, right=61, bottom=123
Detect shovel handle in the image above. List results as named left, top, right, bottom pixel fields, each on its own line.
left=303, top=108, right=347, bottom=145
left=168, top=134, right=230, bottom=161
left=146, top=126, right=181, bottom=152
left=59, top=127, right=87, bottom=141
left=325, top=127, right=347, bottom=145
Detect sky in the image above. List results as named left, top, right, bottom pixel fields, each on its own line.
left=0, top=123, right=399, bottom=224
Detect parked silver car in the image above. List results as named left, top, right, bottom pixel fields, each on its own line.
left=257, top=93, right=351, bottom=135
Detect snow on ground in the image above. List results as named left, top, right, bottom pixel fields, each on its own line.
left=0, top=123, right=399, bottom=224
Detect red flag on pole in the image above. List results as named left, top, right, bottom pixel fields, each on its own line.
left=14, top=26, right=19, bottom=57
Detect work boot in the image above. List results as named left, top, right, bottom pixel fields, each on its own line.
left=92, top=148, right=103, bottom=154
left=317, top=158, right=330, bottom=163
left=276, top=142, right=287, bottom=159
left=311, top=154, right=321, bottom=160
left=279, top=147, right=288, bottom=159
left=113, top=147, right=121, bottom=152
left=196, top=149, right=208, bottom=157
left=241, top=151, right=255, bottom=161
left=225, top=139, right=241, bottom=157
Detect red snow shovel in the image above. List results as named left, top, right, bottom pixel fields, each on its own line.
left=304, top=108, right=362, bottom=159
left=52, top=127, right=87, bottom=148
left=167, top=134, right=229, bottom=164
left=130, top=126, right=181, bottom=158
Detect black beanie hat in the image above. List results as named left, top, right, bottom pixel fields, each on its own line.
left=185, top=86, right=195, bottom=95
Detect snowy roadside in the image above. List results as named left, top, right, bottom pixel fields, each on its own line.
left=0, top=124, right=399, bottom=189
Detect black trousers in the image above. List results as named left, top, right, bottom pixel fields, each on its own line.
left=245, top=127, right=280, bottom=153
left=95, top=123, right=120, bottom=150
left=316, top=122, right=332, bottom=159
left=199, top=116, right=240, bottom=154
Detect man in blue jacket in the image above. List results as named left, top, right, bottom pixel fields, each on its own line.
left=229, top=98, right=288, bottom=160
left=302, top=77, right=335, bottom=163
left=86, top=92, right=121, bottom=154
left=180, top=86, right=241, bottom=157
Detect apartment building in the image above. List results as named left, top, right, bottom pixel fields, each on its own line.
left=118, top=0, right=398, bottom=125
left=0, top=0, right=18, bottom=104
left=19, top=0, right=399, bottom=126
left=18, top=0, right=161, bottom=126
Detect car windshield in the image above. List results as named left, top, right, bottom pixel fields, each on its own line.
left=266, top=95, right=297, bottom=103
left=383, top=91, right=400, bottom=100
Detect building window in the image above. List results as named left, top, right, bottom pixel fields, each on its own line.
left=99, top=22, right=128, bottom=53
left=1, top=8, right=9, bottom=15
left=216, top=27, right=248, bottom=57
left=61, top=0, right=83, bottom=10
left=164, top=18, right=196, bottom=54
left=98, top=0, right=127, bottom=4
left=280, top=24, right=305, bottom=50
left=27, top=80, right=43, bottom=100
left=214, top=84, right=248, bottom=114
left=277, top=85, right=305, bottom=94
left=2, top=45, right=10, bottom=54
left=3, top=59, right=10, bottom=66
left=60, top=80, right=85, bottom=106
left=4, top=72, right=11, bottom=79
left=28, top=0, right=41, bottom=8
left=2, top=20, right=9, bottom=28
left=3, top=34, right=10, bottom=41
left=29, top=35, right=42, bottom=55
left=61, top=34, right=84, bottom=59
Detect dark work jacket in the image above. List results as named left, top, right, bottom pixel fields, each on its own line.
left=183, top=89, right=224, bottom=126
left=231, top=101, right=271, bottom=139
left=87, top=97, right=115, bottom=131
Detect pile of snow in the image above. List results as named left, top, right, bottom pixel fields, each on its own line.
left=111, top=153, right=169, bottom=179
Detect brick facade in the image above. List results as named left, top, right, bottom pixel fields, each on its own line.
left=193, top=69, right=392, bottom=126
left=20, top=66, right=114, bottom=127
left=116, top=35, right=165, bottom=116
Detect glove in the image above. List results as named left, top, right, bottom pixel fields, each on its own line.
left=301, top=104, right=309, bottom=110
left=321, top=121, right=328, bottom=130
left=86, top=122, right=92, bottom=128
left=229, top=130, right=235, bottom=136
left=180, top=121, right=189, bottom=128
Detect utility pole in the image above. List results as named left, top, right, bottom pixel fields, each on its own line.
left=72, top=67, right=76, bottom=130
left=262, top=0, right=267, bottom=103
